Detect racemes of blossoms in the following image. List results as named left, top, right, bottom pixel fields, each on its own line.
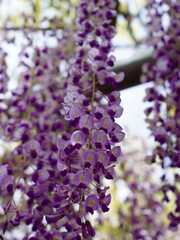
left=96, top=135, right=180, bottom=240
left=54, top=0, right=125, bottom=238
left=0, top=46, right=8, bottom=94
left=0, top=0, right=125, bottom=239
left=142, top=0, right=180, bottom=231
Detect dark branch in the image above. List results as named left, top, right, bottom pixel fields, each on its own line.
left=0, top=26, right=64, bottom=31
left=97, top=52, right=154, bottom=94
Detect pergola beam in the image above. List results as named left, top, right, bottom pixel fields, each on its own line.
left=98, top=51, right=154, bottom=94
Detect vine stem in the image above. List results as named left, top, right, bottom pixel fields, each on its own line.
left=88, top=74, right=96, bottom=149
left=0, top=160, right=25, bottom=223
left=91, top=74, right=96, bottom=113
left=79, top=189, right=85, bottom=213
left=79, top=75, right=96, bottom=212
left=35, top=0, right=40, bottom=29
left=0, top=32, right=34, bottom=222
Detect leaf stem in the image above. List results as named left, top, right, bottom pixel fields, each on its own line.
left=79, top=188, right=84, bottom=213
left=91, top=74, right=96, bottom=113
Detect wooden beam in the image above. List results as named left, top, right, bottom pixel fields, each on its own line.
left=97, top=51, right=154, bottom=94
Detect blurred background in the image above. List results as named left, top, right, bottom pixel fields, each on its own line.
left=0, top=0, right=179, bottom=239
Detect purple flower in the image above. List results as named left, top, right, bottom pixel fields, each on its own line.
left=57, top=139, right=69, bottom=150
left=111, top=146, right=121, bottom=157
left=107, top=55, right=116, bottom=67
left=99, top=116, right=114, bottom=133
left=58, top=149, right=67, bottom=160
left=66, top=90, right=79, bottom=102
left=79, top=114, right=94, bottom=133
left=94, top=107, right=104, bottom=120
left=101, top=193, right=111, bottom=212
left=26, top=140, right=40, bottom=159
left=69, top=105, right=83, bottom=120
left=0, top=164, right=14, bottom=195
left=46, top=214, right=62, bottom=224
left=85, top=220, right=95, bottom=237
left=96, top=151, right=109, bottom=167
left=97, top=70, right=108, bottom=85
left=88, top=48, right=100, bottom=62
left=109, top=91, right=121, bottom=105
left=85, top=194, right=98, bottom=214
left=110, top=129, right=125, bottom=143
left=109, top=146, right=121, bottom=161
left=74, top=170, right=92, bottom=188
left=91, top=130, right=107, bottom=149
left=104, top=165, right=115, bottom=179
left=155, top=56, right=171, bottom=73
left=57, top=160, right=69, bottom=176
left=70, top=130, right=86, bottom=149
left=108, top=104, right=123, bottom=118
left=82, top=149, right=97, bottom=168
left=38, top=169, right=50, bottom=184
left=115, top=72, right=125, bottom=83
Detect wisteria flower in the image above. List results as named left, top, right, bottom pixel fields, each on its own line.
left=70, top=130, right=86, bottom=149
left=69, top=105, right=83, bottom=120
left=96, top=151, right=109, bottom=167
left=85, top=194, right=99, bottom=214
left=82, top=149, right=97, bottom=168
left=99, top=116, right=114, bottom=133
left=74, top=170, right=92, bottom=188
left=108, top=104, right=123, bottom=118
left=100, top=193, right=111, bottom=212
left=79, top=114, right=94, bottom=134
left=57, top=160, right=69, bottom=176
left=26, top=139, right=41, bottom=159
left=91, top=130, right=108, bottom=149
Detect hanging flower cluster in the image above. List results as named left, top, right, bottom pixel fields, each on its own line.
left=0, top=0, right=125, bottom=239
left=142, top=0, right=180, bottom=231
left=96, top=134, right=180, bottom=240
left=0, top=46, right=8, bottom=94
